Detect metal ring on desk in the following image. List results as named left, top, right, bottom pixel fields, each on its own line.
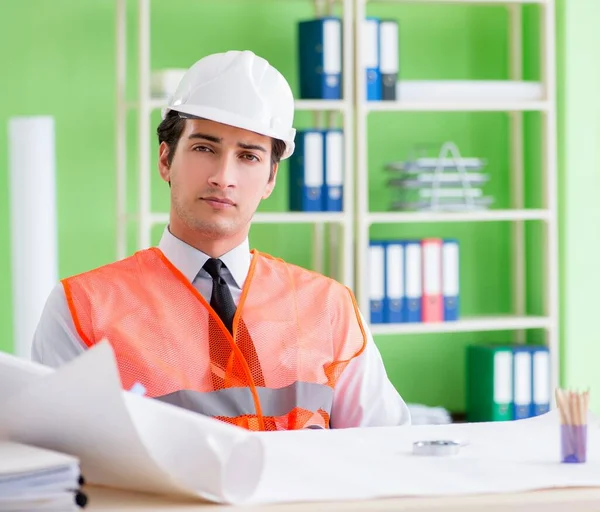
left=412, top=440, right=462, bottom=456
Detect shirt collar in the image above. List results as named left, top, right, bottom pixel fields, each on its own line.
left=157, top=226, right=251, bottom=289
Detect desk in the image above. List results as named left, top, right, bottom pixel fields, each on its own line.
left=86, top=486, right=600, bottom=511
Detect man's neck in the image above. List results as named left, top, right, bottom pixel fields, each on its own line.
left=168, top=219, right=248, bottom=259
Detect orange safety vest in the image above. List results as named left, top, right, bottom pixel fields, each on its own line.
left=62, top=248, right=367, bottom=431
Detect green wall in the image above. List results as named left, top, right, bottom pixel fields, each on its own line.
left=0, top=1, right=119, bottom=356
left=1, top=1, right=596, bottom=413
left=557, top=0, right=600, bottom=413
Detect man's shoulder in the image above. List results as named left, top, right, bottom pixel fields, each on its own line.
left=44, top=281, right=69, bottom=309
left=257, top=251, right=347, bottom=289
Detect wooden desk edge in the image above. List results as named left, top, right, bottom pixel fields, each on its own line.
left=85, top=485, right=600, bottom=511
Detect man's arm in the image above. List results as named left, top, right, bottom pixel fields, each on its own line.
left=31, top=283, right=87, bottom=367
left=330, top=310, right=411, bottom=428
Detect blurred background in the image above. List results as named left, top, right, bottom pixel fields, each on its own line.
left=0, top=0, right=598, bottom=422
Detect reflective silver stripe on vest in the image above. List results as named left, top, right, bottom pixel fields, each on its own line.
left=155, top=381, right=334, bottom=418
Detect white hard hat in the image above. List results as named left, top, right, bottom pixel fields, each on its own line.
left=165, top=50, right=296, bottom=159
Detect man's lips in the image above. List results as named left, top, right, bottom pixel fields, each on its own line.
left=201, top=196, right=236, bottom=207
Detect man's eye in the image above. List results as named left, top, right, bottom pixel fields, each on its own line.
left=242, top=154, right=259, bottom=162
left=193, top=146, right=211, bottom=152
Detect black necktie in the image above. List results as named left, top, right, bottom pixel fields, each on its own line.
left=202, top=258, right=266, bottom=389
left=203, top=258, right=236, bottom=333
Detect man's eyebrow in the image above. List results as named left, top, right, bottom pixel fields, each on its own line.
left=187, top=133, right=267, bottom=153
left=238, top=142, right=267, bottom=153
left=188, top=132, right=222, bottom=143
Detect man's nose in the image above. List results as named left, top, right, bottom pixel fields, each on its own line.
left=208, top=152, right=236, bottom=189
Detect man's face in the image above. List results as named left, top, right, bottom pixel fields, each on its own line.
left=159, top=118, right=277, bottom=240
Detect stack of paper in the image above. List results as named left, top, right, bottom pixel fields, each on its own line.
left=0, top=442, right=83, bottom=511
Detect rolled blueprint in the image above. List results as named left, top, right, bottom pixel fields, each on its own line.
left=8, top=116, right=58, bottom=358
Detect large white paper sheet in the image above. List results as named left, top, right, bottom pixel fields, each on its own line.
left=0, top=350, right=52, bottom=389
left=1, top=342, right=600, bottom=506
left=250, top=412, right=600, bottom=504
left=0, top=343, right=264, bottom=504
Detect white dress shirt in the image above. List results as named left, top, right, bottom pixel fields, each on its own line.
left=31, top=227, right=411, bottom=428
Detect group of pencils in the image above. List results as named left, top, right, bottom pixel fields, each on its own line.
left=555, top=388, right=590, bottom=426
left=555, top=388, right=590, bottom=463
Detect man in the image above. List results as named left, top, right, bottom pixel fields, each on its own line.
left=32, top=50, right=410, bottom=430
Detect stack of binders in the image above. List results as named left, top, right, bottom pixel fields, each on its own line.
left=298, top=17, right=343, bottom=100
left=288, top=129, right=344, bottom=212
left=363, top=17, right=399, bottom=101
left=466, top=344, right=551, bottom=422
left=368, top=238, right=459, bottom=324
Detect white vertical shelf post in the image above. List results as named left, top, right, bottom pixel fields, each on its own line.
left=541, top=0, right=560, bottom=395
left=310, top=0, right=326, bottom=276
left=138, top=0, right=152, bottom=250
left=341, top=0, right=355, bottom=289
left=310, top=0, right=355, bottom=288
left=354, top=0, right=370, bottom=315
left=508, top=4, right=526, bottom=344
left=116, top=0, right=127, bottom=260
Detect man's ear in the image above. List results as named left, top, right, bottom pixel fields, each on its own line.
left=158, top=142, right=171, bottom=185
left=262, top=162, right=279, bottom=199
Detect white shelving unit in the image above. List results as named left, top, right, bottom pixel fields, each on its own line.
left=115, top=0, right=356, bottom=287
left=353, top=0, right=559, bottom=390
left=116, top=0, right=559, bottom=394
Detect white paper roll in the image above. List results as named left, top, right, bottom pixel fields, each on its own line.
left=9, top=117, right=58, bottom=359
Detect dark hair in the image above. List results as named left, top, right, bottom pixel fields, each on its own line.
left=157, top=110, right=286, bottom=181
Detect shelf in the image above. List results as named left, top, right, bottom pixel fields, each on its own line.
left=135, top=99, right=349, bottom=113
left=367, top=209, right=550, bottom=224
left=254, top=212, right=349, bottom=224
left=294, top=100, right=349, bottom=112
left=147, top=212, right=349, bottom=226
left=365, top=101, right=549, bottom=112
left=370, top=316, right=552, bottom=336
left=141, top=209, right=546, bottom=228
left=366, top=0, right=546, bottom=3
left=143, top=99, right=548, bottom=115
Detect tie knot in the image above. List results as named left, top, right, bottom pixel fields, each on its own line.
left=203, top=258, right=225, bottom=280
